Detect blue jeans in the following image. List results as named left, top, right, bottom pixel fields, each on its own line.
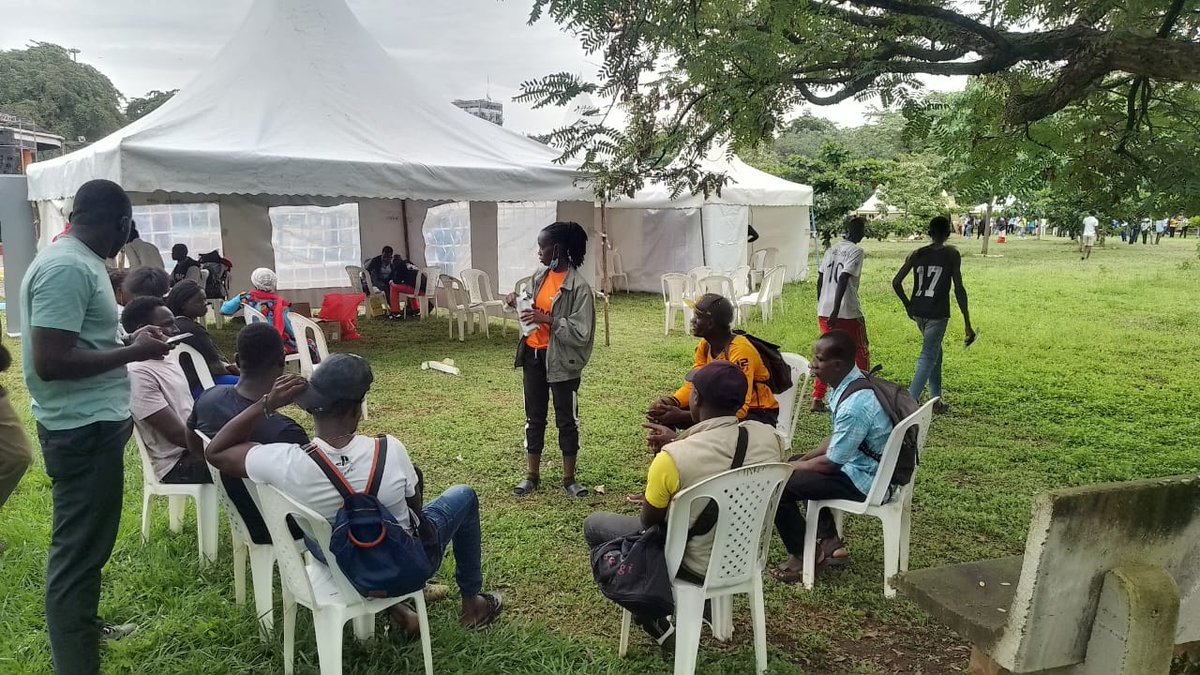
left=422, top=484, right=483, bottom=598
left=909, top=317, right=948, bottom=400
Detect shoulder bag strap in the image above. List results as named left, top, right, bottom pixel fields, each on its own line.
left=304, top=442, right=356, bottom=499
left=687, top=427, right=751, bottom=539
left=364, top=435, right=388, bottom=497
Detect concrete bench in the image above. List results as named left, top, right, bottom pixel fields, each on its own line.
left=895, top=474, right=1200, bottom=674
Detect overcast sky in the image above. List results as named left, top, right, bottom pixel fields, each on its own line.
left=2, top=0, right=964, bottom=134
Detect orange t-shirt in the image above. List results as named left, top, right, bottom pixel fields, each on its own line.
left=525, top=270, right=567, bottom=349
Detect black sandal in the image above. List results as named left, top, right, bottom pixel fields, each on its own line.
left=563, top=482, right=589, bottom=499
left=512, top=476, right=539, bottom=497
left=463, top=592, right=503, bottom=630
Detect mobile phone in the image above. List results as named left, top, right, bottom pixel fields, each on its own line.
left=165, top=332, right=193, bottom=345
left=964, top=331, right=978, bottom=349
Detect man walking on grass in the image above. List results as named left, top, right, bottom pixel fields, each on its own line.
left=892, top=216, right=975, bottom=413
left=22, top=179, right=172, bottom=674
left=1081, top=213, right=1099, bottom=260
left=812, top=217, right=870, bottom=413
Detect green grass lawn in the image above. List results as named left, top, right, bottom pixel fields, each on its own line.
left=2, top=234, right=1199, bottom=674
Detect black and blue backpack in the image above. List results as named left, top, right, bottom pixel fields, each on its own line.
left=305, top=436, right=436, bottom=598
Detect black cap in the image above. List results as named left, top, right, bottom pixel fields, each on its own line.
left=685, top=361, right=747, bottom=411
left=294, top=353, right=373, bottom=412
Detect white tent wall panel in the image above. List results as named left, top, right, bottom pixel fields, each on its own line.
left=469, top=202, right=499, bottom=286
left=606, top=208, right=704, bottom=293
left=700, top=204, right=750, bottom=275
left=750, top=205, right=811, bottom=282
left=358, top=199, right=407, bottom=260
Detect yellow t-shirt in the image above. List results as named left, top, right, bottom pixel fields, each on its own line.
left=672, top=335, right=778, bottom=419
left=524, top=270, right=566, bottom=349
left=644, top=451, right=681, bottom=509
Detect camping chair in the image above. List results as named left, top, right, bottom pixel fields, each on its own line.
left=802, top=398, right=937, bottom=597
left=256, top=484, right=434, bottom=675
left=133, top=426, right=218, bottom=566
left=196, top=430, right=279, bottom=639
left=661, top=273, right=693, bottom=335
left=616, top=463, right=793, bottom=675
left=460, top=269, right=509, bottom=334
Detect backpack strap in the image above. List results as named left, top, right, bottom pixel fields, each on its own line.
left=363, top=435, right=388, bottom=497
left=304, top=442, right=356, bottom=500
left=687, top=426, right=749, bottom=539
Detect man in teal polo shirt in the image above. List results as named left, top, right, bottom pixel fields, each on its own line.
left=22, top=179, right=172, bottom=675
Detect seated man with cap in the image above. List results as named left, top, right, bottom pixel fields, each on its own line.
left=585, top=361, right=785, bottom=644
left=205, top=353, right=504, bottom=631
left=647, top=294, right=779, bottom=429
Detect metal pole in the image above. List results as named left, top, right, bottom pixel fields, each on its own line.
left=599, top=203, right=611, bottom=347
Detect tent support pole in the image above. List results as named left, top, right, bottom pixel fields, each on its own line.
left=599, top=203, right=611, bottom=347
left=400, top=199, right=412, bottom=259
left=698, top=207, right=707, bottom=266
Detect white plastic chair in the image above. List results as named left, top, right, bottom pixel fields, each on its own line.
left=195, top=430, right=278, bottom=638
left=802, top=398, right=937, bottom=598
left=617, top=463, right=793, bottom=675
left=695, top=275, right=736, bottom=302
left=174, top=343, right=217, bottom=390
left=440, top=275, right=487, bottom=341
left=244, top=304, right=303, bottom=370
left=735, top=268, right=776, bottom=323
left=748, top=250, right=769, bottom=288
left=775, top=353, right=812, bottom=451
left=686, top=266, right=713, bottom=298
left=288, top=314, right=329, bottom=379
left=460, top=269, right=509, bottom=334
left=392, top=268, right=436, bottom=320
left=606, top=250, right=629, bottom=293
left=345, top=265, right=382, bottom=317
left=256, top=483, right=434, bottom=675
left=764, top=265, right=786, bottom=313
left=730, top=265, right=752, bottom=298
left=133, top=426, right=218, bottom=565
left=661, top=273, right=693, bottom=335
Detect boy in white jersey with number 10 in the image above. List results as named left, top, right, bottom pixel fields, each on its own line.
left=892, top=216, right=975, bottom=414
left=812, top=217, right=871, bottom=413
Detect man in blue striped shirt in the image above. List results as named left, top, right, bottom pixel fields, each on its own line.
left=771, top=330, right=892, bottom=584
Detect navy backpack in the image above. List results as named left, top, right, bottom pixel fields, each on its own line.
left=305, top=436, right=436, bottom=598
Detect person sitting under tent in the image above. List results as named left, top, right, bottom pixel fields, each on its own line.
left=221, top=267, right=309, bottom=358
left=647, top=294, right=779, bottom=429
left=387, top=251, right=427, bottom=318
left=167, top=280, right=239, bottom=397
left=120, top=223, right=164, bottom=269
left=169, top=244, right=201, bottom=287
left=122, top=296, right=211, bottom=485
left=364, top=246, right=397, bottom=295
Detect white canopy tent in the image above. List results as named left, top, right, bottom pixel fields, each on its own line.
left=601, top=151, right=814, bottom=292
left=25, top=0, right=595, bottom=304
left=855, top=191, right=903, bottom=217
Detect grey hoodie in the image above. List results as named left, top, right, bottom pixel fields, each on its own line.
left=516, top=265, right=595, bottom=383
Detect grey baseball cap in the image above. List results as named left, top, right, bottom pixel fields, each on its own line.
left=294, top=353, right=373, bottom=412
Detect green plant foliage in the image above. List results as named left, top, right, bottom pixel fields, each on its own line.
left=0, top=42, right=125, bottom=141
left=125, top=90, right=177, bottom=123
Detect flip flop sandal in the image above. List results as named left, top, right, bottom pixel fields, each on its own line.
left=563, top=482, right=589, bottom=499
left=463, top=592, right=503, bottom=630
left=512, top=477, right=539, bottom=497
left=769, top=566, right=804, bottom=585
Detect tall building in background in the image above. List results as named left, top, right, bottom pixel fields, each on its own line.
left=452, top=98, right=504, bottom=126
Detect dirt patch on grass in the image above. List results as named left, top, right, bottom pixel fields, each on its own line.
left=770, top=614, right=969, bottom=674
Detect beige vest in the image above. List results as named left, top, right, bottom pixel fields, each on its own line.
left=663, top=417, right=786, bottom=576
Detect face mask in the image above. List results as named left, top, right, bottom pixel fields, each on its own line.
left=549, top=258, right=560, bottom=271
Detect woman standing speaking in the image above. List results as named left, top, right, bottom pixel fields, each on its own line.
left=506, top=222, right=595, bottom=499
